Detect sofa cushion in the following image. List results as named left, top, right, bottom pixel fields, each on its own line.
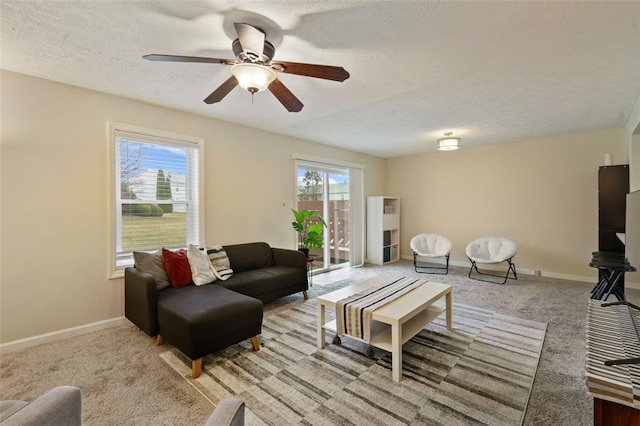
left=161, top=248, right=192, bottom=288
left=223, top=242, right=274, bottom=273
left=1, top=386, right=82, bottom=426
left=205, top=398, right=245, bottom=426
left=187, top=244, right=216, bottom=286
left=133, top=250, right=171, bottom=291
left=157, top=285, right=263, bottom=359
left=0, top=401, right=28, bottom=421
left=220, top=266, right=303, bottom=300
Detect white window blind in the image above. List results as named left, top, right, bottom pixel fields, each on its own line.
left=109, top=123, right=203, bottom=277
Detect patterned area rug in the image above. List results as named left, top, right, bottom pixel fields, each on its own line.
left=160, top=293, right=546, bottom=425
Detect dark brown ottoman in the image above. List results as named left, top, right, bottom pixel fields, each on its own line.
left=156, top=284, right=263, bottom=378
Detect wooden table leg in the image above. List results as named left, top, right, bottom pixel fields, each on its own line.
left=392, top=323, right=402, bottom=382
left=446, top=291, right=453, bottom=331
left=317, top=302, right=325, bottom=349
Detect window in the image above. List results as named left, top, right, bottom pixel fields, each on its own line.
left=296, top=162, right=350, bottom=272
left=292, top=154, right=365, bottom=269
left=109, top=122, right=203, bottom=278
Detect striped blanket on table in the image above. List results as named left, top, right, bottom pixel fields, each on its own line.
left=335, top=276, right=425, bottom=342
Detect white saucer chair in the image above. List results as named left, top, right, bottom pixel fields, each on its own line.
left=410, top=233, right=452, bottom=275
left=465, top=237, right=518, bottom=284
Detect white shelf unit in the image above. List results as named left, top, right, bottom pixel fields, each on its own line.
left=322, top=306, right=444, bottom=350
left=367, top=196, right=400, bottom=264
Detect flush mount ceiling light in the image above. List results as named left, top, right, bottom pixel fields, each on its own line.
left=437, top=132, right=462, bottom=151
left=230, top=63, right=276, bottom=94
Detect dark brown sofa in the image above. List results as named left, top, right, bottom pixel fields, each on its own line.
left=124, top=242, right=308, bottom=376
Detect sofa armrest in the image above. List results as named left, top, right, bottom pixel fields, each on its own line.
left=2, top=386, right=81, bottom=426
left=204, top=398, right=244, bottom=426
left=125, top=267, right=159, bottom=336
left=271, top=248, right=307, bottom=271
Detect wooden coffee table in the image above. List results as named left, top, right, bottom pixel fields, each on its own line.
left=316, top=275, right=452, bottom=381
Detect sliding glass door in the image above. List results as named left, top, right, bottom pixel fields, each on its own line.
left=296, top=163, right=350, bottom=273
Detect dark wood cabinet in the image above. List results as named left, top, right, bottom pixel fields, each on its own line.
left=594, top=397, right=640, bottom=426
left=599, top=165, right=629, bottom=253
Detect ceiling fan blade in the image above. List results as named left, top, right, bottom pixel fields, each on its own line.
left=203, top=76, right=238, bottom=104
left=271, top=61, right=350, bottom=82
left=143, top=54, right=233, bottom=65
left=268, top=78, right=303, bottom=112
left=233, top=23, right=265, bottom=59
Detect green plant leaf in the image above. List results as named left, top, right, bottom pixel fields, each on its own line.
left=291, top=208, right=327, bottom=249
left=304, top=229, right=324, bottom=249
left=307, top=223, right=323, bottom=235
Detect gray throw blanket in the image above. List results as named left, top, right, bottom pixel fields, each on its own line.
left=335, top=276, right=424, bottom=342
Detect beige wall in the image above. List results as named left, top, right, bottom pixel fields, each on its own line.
left=0, top=70, right=386, bottom=343
left=2, top=68, right=637, bottom=344
left=626, top=92, right=640, bottom=192
left=624, top=93, right=640, bottom=284
left=387, top=129, right=627, bottom=280
left=632, top=131, right=640, bottom=192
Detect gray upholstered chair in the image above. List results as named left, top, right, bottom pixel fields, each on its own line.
left=0, top=386, right=82, bottom=426
left=1, top=388, right=243, bottom=426
left=204, top=398, right=245, bottom=426
left=466, top=237, right=518, bottom=284
left=410, top=233, right=452, bottom=274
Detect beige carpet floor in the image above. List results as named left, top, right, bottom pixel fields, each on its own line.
left=160, top=299, right=546, bottom=425
left=1, top=261, right=636, bottom=424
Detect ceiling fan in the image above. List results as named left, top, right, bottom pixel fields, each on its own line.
left=143, top=22, right=350, bottom=112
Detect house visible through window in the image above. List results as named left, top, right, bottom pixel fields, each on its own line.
left=109, top=122, right=203, bottom=277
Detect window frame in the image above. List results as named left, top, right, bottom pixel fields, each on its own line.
left=108, top=122, right=204, bottom=279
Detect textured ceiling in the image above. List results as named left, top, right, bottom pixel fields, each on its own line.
left=1, top=1, right=639, bottom=158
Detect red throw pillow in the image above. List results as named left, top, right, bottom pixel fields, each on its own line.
left=161, top=248, right=192, bottom=288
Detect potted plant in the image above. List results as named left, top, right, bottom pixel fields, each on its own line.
left=291, top=208, right=327, bottom=257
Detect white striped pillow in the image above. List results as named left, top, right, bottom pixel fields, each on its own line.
left=205, top=245, right=234, bottom=281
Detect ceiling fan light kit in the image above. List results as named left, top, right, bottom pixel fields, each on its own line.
left=437, top=132, right=462, bottom=151
left=231, top=63, right=276, bottom=93
left=143, top=22, right=349, bottom=112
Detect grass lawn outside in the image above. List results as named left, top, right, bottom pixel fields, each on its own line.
left=121, top=212, right=186, bottom=251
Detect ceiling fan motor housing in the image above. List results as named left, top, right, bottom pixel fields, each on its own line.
left=232, top=39, right=275, bottom=64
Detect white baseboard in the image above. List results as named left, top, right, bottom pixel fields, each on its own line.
left=399, top=254, right=621, bottom=286
left=0, top=316, right=128, bottom=355
left=538, top=271, right=593, bottom=283
left=626, top=280, right=640, bottom=290
left=401, top=255, right=537, bottom=276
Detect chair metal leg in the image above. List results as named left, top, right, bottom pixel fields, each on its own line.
left=414, top=252, right=450, bottom=275
left=468, top=257, right=517, bottom=284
